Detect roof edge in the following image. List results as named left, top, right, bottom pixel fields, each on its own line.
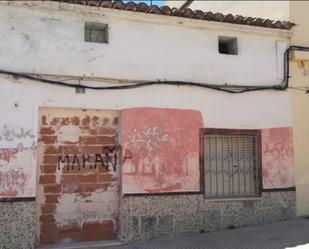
left=3, top=1, right=293, bottom=38
left=50, top=0, right=295, bottom=30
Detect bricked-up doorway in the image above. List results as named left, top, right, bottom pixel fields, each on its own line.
left=36, top=107, right=120, bottom=245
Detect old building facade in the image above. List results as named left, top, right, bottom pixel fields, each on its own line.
left=0, top=1, right=296, bottom=248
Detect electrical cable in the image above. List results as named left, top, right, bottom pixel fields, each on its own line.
left=1, top=46, right=309, bottom=93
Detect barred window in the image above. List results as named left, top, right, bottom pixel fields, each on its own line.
left=202, top=129, right=261, bottom=199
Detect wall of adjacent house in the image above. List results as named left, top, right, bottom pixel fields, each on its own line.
left=290, top=1, right=309, bottom=216
left=0, top=1, right=296, bottom=248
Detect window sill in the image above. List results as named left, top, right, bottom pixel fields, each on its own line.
left=204, top=196, right=262, bottom=202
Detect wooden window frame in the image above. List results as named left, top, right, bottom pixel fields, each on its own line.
left=200, top=128, right=262, bottom=199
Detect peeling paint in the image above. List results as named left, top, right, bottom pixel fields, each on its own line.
left=122, top=108, right=203, bottom=194
left=0, top=148, right=36, bottom=197
left=55, top=184, right=118, bottom=229
left=262, top=127, right=294, bottom=188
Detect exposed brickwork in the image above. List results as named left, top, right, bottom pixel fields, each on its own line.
left=38, top=108, right=119, bottom=245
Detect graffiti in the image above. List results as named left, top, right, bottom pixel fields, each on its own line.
left=129, top=126, right=169, bottom=153
left=262, top=127, right=294, bottom=189
left=122, top=108, right=203, bottom=194
left=0, top=148, right=21, bottom=163
left=264, top=142, right=293, bottom=162
left=0, top=169, right=27, bottom=196
left=0, top=125, right=34, bottom=142
left=57, top=147, right=117, bottom=171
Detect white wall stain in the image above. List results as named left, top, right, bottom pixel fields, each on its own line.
left=55, top=184, right=119, bottom=229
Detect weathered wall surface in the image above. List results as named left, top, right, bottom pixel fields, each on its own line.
left=0, top=1, right=289, bottom=85
left=121, top=191, right=295, bottom=242
left=0, top=147, right=36, bottom=197
left=122, top=108, right=203, bottom=194
left=37, top=108, right=120, bottom=245
left=262, top=127, right=294, bottom=189
left=0, top=1, right=297, bottom=247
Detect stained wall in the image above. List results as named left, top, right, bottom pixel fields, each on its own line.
left=0, top=1, right=296, bottom=247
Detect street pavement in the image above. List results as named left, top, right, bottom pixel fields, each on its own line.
left=105, top=218, right=309, bottom=249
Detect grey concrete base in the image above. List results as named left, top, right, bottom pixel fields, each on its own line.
left=120, top=191, right=296, bottom=243
left=0, top=201, right=35, bottom=249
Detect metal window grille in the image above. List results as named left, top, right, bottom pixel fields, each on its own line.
left=84, top=22, right=108, bottom=44
left=204, top=132, right=260, bottom=198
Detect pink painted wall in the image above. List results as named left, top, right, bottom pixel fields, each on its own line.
left=262, top=127, right=294, bottom=189
left=121, top=108, right=203, bottom=194
left=0, top=147, right=36, bottom=198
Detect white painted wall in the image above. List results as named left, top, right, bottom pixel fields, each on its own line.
left=0, top=1, right=293, bottom=197
left=0, top=1, right=290, bottom=85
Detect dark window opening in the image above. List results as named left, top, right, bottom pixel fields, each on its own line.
left=84, top=22, right=108, bottom=44
left=218, top=36, right=238, bottom=55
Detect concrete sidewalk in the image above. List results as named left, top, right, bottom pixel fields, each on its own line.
left=106, top=218, right=309, bottom=249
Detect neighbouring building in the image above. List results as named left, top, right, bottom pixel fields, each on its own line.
left=0, top=1, right=298, bottom=248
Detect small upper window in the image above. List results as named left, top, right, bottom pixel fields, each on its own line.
left=84, top=22, right=108, bottom=44
left=218, top=36, right=238, bottom=55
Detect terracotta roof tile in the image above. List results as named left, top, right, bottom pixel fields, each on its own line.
left=52, top=0, right=295, bottom=30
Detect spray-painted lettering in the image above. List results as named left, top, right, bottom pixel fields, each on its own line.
left=0, top=125, right=34, bottom=142
left=57, top=147, right=117, bottom=171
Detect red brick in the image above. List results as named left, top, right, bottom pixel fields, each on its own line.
left=42, top=164, right=57, bottom=174
left=71, top=116, right=80, bottom=126
left=60, top=231, right=81, bottom=242
left=44, top=146, right=61, bottom=154
left=80, top=224, right=116, bottom=241
left=82, top=115, right=91, bottom=126
left=40, top=127, right=56, bottom=135
left=40, top=136, right=57, bottom=144
left=41, top=204, right=57, bottom=215
left=61, top=117, right=70, bottom=125
left=62, top=165, right=91, bottom=174
left=97, top=136, right=116, bottom=145
left=40, top=214, right=56, bottom=224
left=83, top=146, right=102, bottom=154
left=40, top=223, right=58, bottom=234
left=98, top=127, right=115, bottom=135
left=61, top=175, right=79, bottom=183
left=81, top=222, right=102, bottom=231
left=79, top=136, right=97, bottom=144
left=80, top=174, right=97, bottom=183
left=44, top=184, right=61, bottom=194
left=45, top=195, right=59, bottom=204
left=43, top=155, right=59, bottom=164
left=39, top=175, right=56, bottom=184
left=100, top=220, right=116, bottom=232
left=40, top=231, right=59, bottom=245
left=82, top=183, right=108, bottom=192
left=62, top=174, right=96, bottom=183
left=41, top=115, right=48, bottom=126
left=112, top=116, right=118, bottom=125
left=62, top=183, right=82, bottom=193
left=80, top=231, right=105, bottom=242
left=97, top=173, right=115, bottom=182
left=61, top=146, right=81, bottom=154
left=50, top=117, right=60, bottom=126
